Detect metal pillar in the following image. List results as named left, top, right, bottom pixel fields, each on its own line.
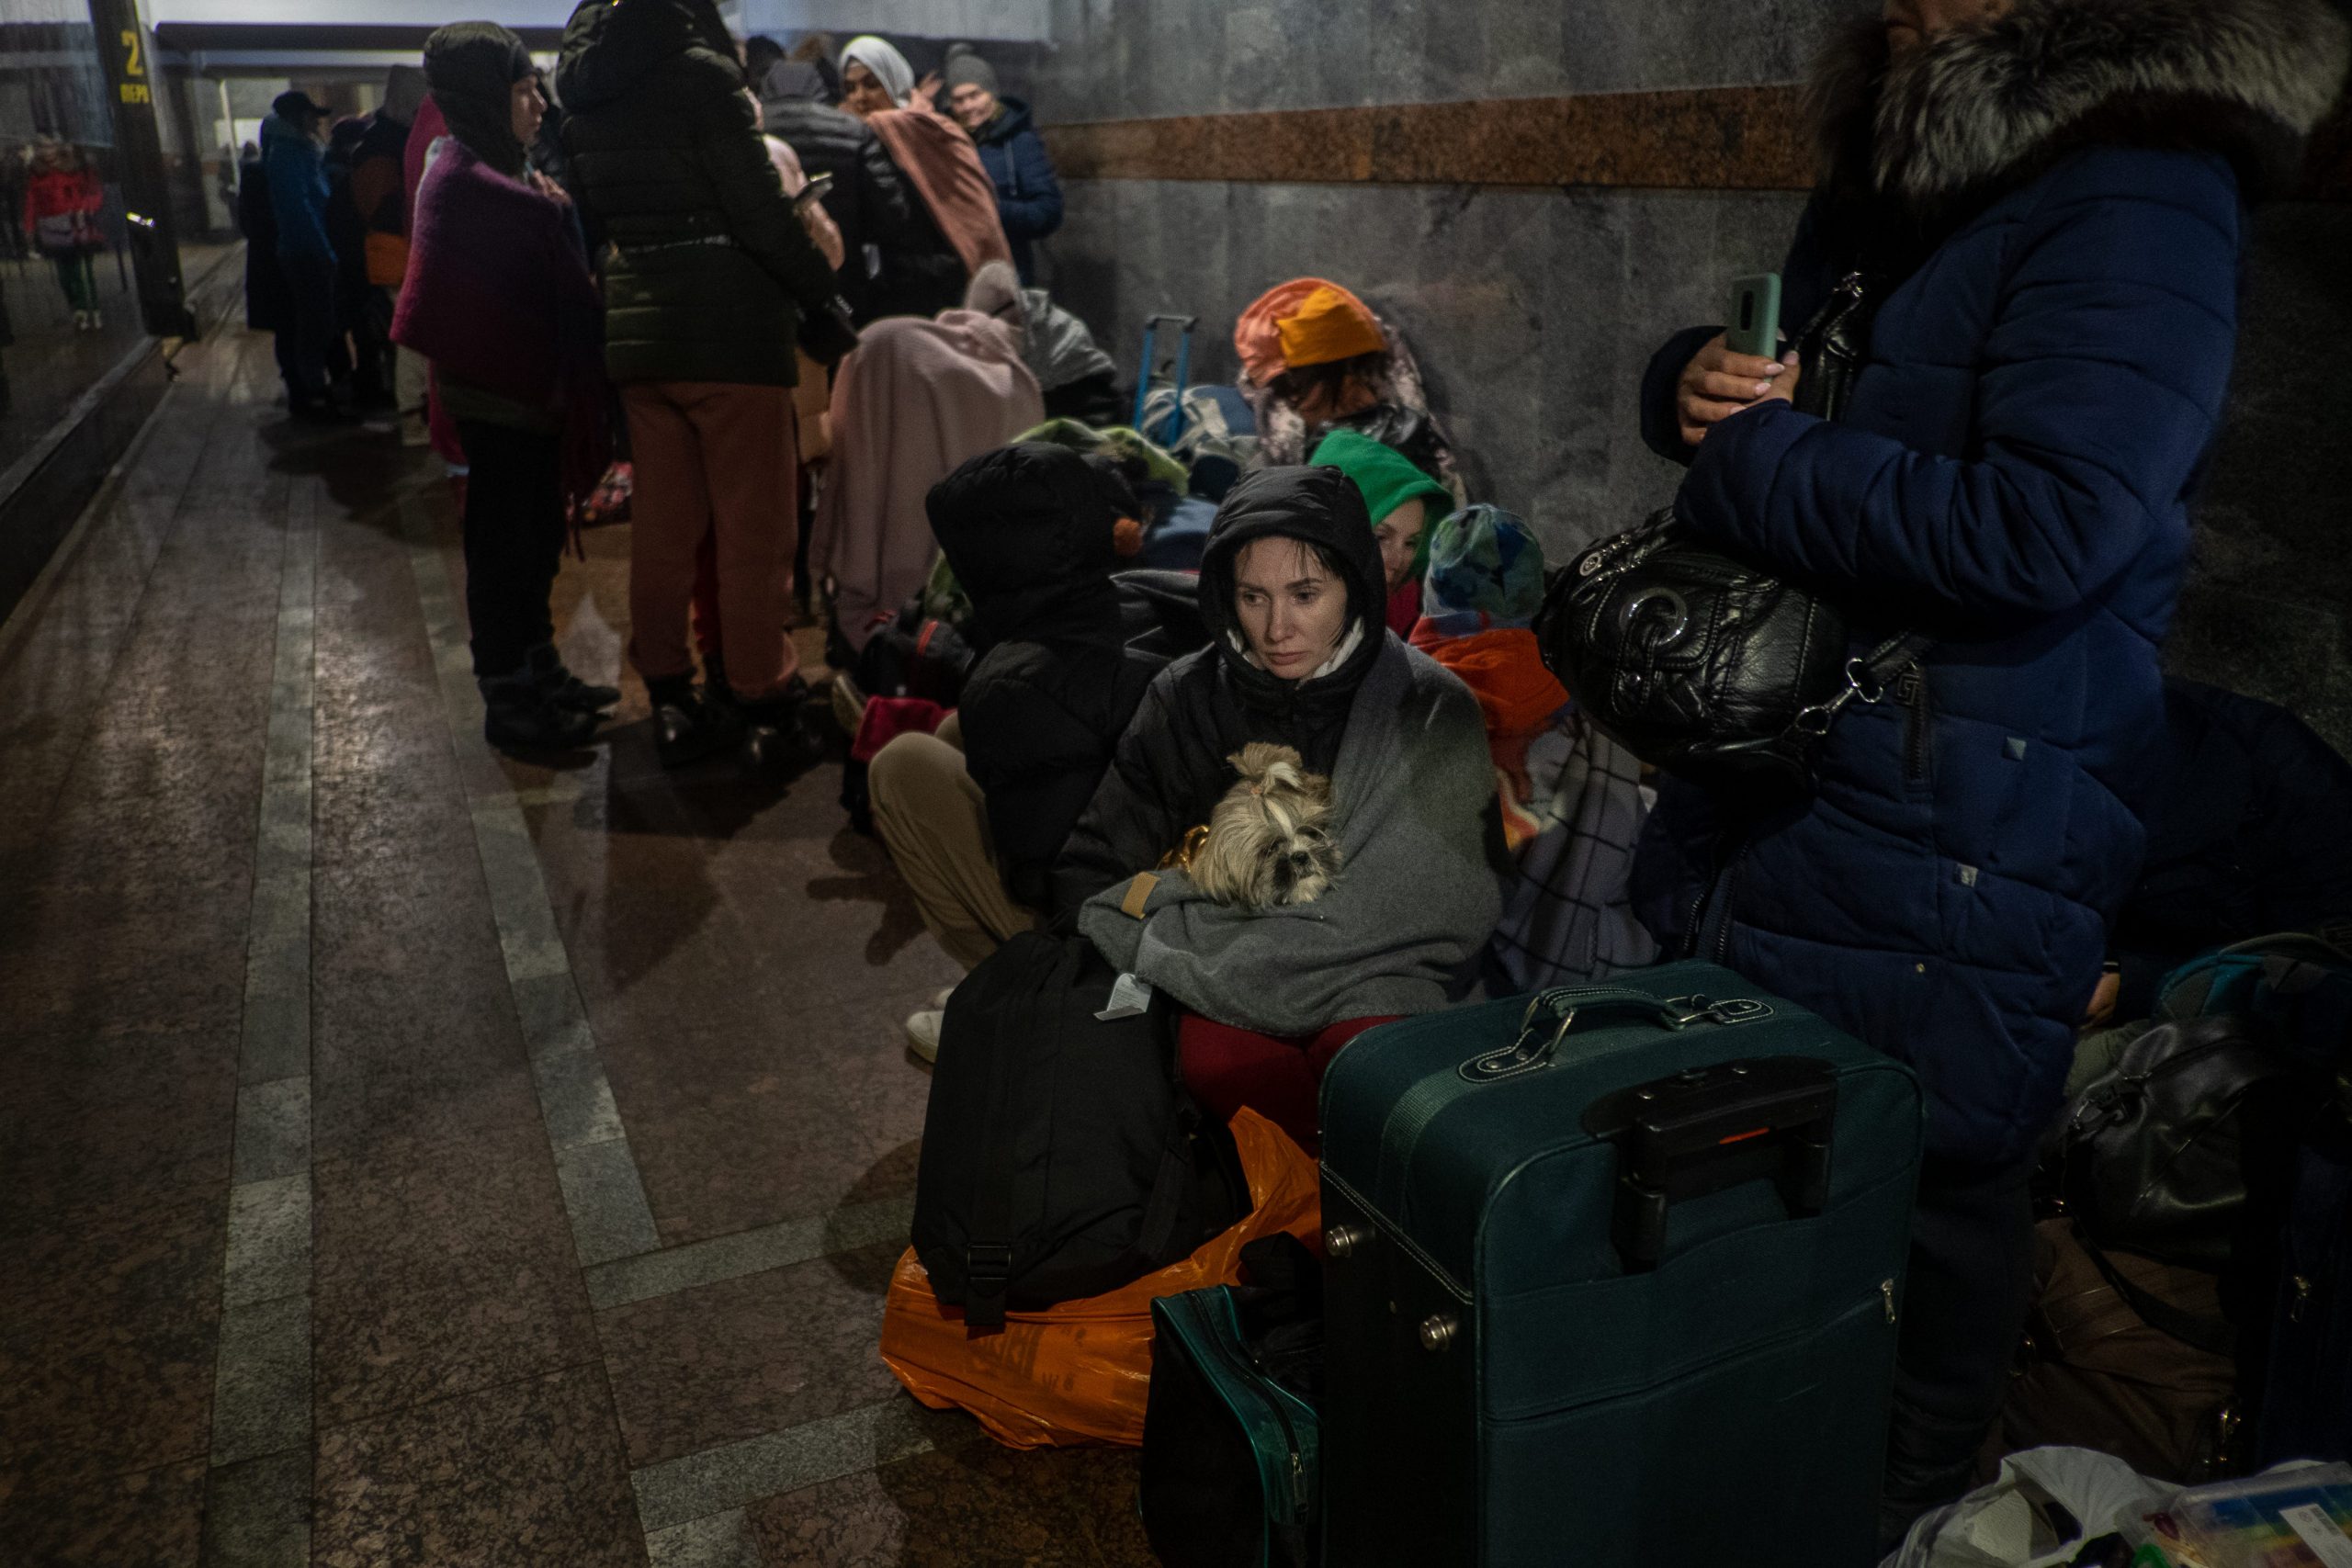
left=83, top=0, right=198, bottom=339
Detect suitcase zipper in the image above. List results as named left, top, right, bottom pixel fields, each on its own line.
left=1497, top=1288, right=1894, bottom=1425
left=1189, top=1297, right=1312, bottom=1525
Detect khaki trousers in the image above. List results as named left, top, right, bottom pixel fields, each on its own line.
left=868, top=714, right=1041, bottom=972
left=622, top=380, right=798, bottom=697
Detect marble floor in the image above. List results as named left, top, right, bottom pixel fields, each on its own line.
left=0, top=322, right=1159, bottom=1565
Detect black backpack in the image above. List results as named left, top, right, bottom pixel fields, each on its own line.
left=911, top=932, right=1247, bottom=1328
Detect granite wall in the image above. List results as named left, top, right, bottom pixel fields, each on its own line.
left=1024, top=0, right=2352, bottom=755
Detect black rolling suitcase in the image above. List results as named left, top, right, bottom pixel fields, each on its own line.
left=1317, top=962, right=1923, bottom=1567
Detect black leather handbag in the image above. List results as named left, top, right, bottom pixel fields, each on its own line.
left=1537, top=274, right=1924, bottom=793
left=2052, top=1015, right=2315, bottom=1273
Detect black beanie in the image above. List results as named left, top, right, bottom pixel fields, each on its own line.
left=423, top=22, right=535, bottom=178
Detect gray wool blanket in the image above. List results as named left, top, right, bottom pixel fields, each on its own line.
left=1080, top=637, right=1504, bottom=1036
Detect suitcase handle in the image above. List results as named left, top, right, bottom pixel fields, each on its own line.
left=1580, top=1056, right=1839, bottom=1270
left=1460, top=988, right=1770, bottom=1085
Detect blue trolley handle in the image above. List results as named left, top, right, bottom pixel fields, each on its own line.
left=1132, top=313, right=1199, bottom=444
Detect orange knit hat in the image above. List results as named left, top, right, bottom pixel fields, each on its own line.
left=1233, top=277, right=1385, bottom=384
left=1276, top=285, right=1386, bottom=370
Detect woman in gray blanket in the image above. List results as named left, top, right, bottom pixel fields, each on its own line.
left=1054, top=464, right=1502, bottom=1152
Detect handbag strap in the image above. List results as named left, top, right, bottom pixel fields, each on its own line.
left=1788, top=631, right=1934, bottom=740
left=2072, top=1221, right=2235, bottom=1359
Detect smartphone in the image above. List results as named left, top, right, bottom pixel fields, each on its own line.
left=793, top=173, right=834, bottom=214
left=1725, top=272, right=1782, bottom=359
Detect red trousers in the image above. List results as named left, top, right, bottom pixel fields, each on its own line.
left=1177, top=1013, right=1400, bottom=1156
left=622, top=380, right=797, bottom=698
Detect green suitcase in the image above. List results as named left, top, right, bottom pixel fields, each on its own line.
left=1317, top=962, right=1923, bottom=1566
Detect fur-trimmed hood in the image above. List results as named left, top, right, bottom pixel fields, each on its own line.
left=1814, top=0, right=2351, bottom=213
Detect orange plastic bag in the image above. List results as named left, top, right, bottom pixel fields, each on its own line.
left=878, top=1108, right=1320, bottom=1449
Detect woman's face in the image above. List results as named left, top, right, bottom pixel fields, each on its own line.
left=1231, top=536, right=1351, bottom=682
left=842, top=60, right=892, bottom=119
left=510, top=76, right=545, bottom=146
left=1372, top=499, right=1427, bottom=595
left=1883, top=0, right=2011, bottom=52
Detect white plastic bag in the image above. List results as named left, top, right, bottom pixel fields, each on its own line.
left=1883, top=1447, right=2170, bottom=1568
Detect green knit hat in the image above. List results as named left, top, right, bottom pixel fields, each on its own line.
left=1309, top=429, right=1453, bottom=541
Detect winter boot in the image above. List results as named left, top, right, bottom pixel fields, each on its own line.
left=480, top=670, right=598, bottom=754
left=647, top=674, right=743, bottom=770
left=525, top=642, right=619, bottom=715
left=734, top=677, right=824, bottom=778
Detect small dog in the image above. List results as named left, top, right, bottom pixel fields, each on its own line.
left=1186, top=743, right=1343, bottom=910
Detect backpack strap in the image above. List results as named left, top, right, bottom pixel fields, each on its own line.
left=960, top=942, right=1059, bottom=1331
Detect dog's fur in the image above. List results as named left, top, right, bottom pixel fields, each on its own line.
left=1810, top=0, right=2350, bottom=230
left=1188, top=743, right=1344, bottom=910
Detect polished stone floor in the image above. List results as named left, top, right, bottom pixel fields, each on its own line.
left=0, top=323, right=1159, bottom=1565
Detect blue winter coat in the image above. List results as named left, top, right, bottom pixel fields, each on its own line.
left=1633, top=0, right=2348, bottom=1165
left=260, top=111, right=333, bottom=263
left=971, top=98, right=1061, bottom=284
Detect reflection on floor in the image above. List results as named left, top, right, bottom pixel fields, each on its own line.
left=0, top=323, right=1159, bottom=1565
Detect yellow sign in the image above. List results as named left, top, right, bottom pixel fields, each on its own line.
left=119, top=83, right=151, bottom=104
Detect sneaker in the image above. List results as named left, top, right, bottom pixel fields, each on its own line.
left=905, top=1008, right=944, bottom=1063
left=73, top=310, right=90, bottom=332
left=397, top=411, right=430, bottom=447
left=88, top=308, right=101, bottom=330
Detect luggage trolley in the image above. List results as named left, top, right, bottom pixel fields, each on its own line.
left=1132, top=313, right=1198, bottom=448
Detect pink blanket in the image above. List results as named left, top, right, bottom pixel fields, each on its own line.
left=814, top=310, right=1043, bottom=650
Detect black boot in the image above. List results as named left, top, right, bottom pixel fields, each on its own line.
left=526, top=642, right=619, bottom=714
left=734, top=676, right=825, bottom=777
left=480, top=670, right=599, bottom=754
left=647, top=674, right=743, bottom=770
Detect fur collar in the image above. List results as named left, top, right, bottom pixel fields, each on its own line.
left=1812, top=0, right=2351, bottom=215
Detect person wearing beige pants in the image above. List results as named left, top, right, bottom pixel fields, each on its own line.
left=867, top=712, right=1040, bottom=1056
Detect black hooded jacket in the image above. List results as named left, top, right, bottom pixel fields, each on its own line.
left=930, top=444, right=1205, bottom=915
left=756, top=61, right=921, bottom=324
left=555, top=0, right=843, bottom=386
left=1049, top=464, right=1388, bottom=914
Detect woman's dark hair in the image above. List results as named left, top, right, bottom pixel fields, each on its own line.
left=1270, top=350, right=1388, bottom=408
left=744, top=34, right=786, bottom=78
left=1229, top=532, right=1348, bottom=588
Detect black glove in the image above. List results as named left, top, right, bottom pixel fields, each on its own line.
left=797, top=295, right=861, bottom=367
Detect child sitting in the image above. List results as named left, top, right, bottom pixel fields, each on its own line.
left=1407, top=505, right=1570, bottom=850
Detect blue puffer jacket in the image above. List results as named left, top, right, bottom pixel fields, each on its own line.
left=1634, top=0, right=2349, bottom=1166
left=260, top=111, right=333, bottom=263
left=971, top=98, right=1061, bottom=284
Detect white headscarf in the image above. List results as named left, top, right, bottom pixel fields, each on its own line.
left=840, top=35, right=914, bottom=107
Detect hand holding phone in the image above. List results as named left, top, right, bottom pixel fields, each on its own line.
left=1725, top=272, right=1781, bottom=359
left=793, top=173, right=833, bottom=215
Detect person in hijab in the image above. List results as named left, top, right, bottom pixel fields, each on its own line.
left=1055, top=467, right=1502, bottom=1152
left=756, top=49, right=918, bottom=321
left=557, top=0, right=860, bottom=768
left=393, top=21, right=616, bottom=755
left=833, top=34, right=1009, bottom=319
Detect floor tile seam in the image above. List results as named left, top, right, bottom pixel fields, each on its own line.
left=0, top=380, right=239, bottom=835
left=581, top=1193, right=918, bottom=1311
left=210, top=472, right=318, bottom=1512
left=395, top=494, right=662, bottom=1275
left=625, top=1393, right=979, bottom=1533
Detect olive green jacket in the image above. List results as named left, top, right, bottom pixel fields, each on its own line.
left=555, top=0, right=839, bottom=387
